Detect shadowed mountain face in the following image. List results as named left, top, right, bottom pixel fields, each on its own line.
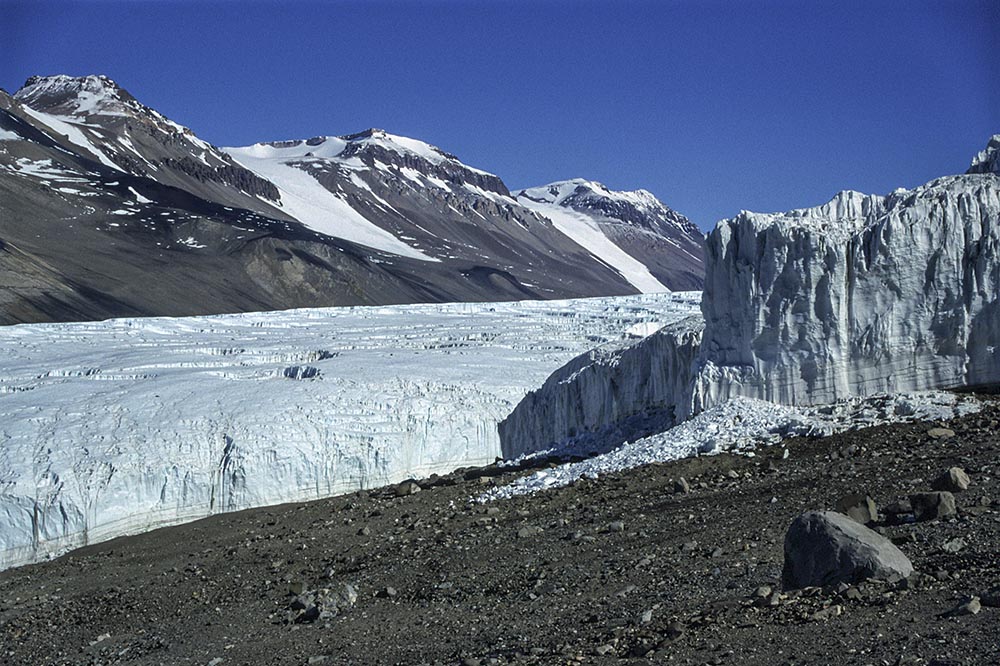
left=0, top=76, right=705, bottom=325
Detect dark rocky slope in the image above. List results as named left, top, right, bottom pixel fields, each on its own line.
left=2, top=399, right=997, bottom=665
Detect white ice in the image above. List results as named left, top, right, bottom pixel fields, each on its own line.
left=483, top=392, right=981, bottom=501
left=0, top=293, right=700, bottom=571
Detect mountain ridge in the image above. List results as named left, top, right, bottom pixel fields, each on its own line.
left=0, top=74, right=705, bottom=324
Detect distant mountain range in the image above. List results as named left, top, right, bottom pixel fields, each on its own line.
left=0, top=75, right=704, bottom=324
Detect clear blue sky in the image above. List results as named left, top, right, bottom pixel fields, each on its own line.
left=3, top=0, right=997, bottom=230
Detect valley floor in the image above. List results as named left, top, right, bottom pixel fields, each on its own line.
left=2, top=398, right=998, bottom=665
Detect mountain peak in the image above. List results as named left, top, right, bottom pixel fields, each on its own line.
left=516, top=179, right=662, bottom=210
left=967, top=134, right=1000, bottom=175
left=15, top=74, right=137, bottom=117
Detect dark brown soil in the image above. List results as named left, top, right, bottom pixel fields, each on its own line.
left=2, top=401, right=999, bottom=666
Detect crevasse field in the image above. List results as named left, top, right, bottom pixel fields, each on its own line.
left=0, top=293, right=700, bottom=570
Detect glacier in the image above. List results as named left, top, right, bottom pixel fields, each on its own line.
left=499, top=136, right=1000, bottom=460
left=0, top=293, right=700, bottom=571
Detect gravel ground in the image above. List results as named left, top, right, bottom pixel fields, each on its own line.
left=2, top=399, right=999, bottom=666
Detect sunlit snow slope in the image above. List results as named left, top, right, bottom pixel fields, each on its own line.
left=0, top=293, right=700, bottom=570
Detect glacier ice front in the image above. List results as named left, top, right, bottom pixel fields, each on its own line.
left=499, top=136, right=1000, bottom=457
left=694, top=154, right=1000, bottom=409
left=0, top=294, right=700, bottom=571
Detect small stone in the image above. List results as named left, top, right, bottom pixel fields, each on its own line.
left=674, top=477, right=691, bottom=494
left=207, top=659, right=224, bottom=666
left=752, top=585, right=772, bottom=598
left=287, top=581, right=307, bottom=596
left=394, top=480, right=421, bottom=497
left=945, top=596, right=981, bottom=617
left=836, top=494, right=879, bottom=525
left=725, top=469, right=740, bottom=479
left=357, top=526, right=371, bottom=536
left=810, top=604, right=843, bottom=621
left=308, top=657, right=328, bottom=665
left=608, top=520, right=625, bottom=533
left=941, top=538, right=966, bottom=554
left=931, top=467, right=971, bottom=493
left=980, top=587, right=1000, bottom=607
left=595, top=644, right=615, bottom=656
left=377, top=586, right=397, bottom=598
left=517, top=526, right=543, bottom=538
left=289, top=595, right=311, bottom=611
left=910, top=492, right=957, bottom=521
left=640, top=609, right=653, bottom=625
left=927, top=427, right=956, bottom=439
left=664, top=621, right=685, bottom=639
left=294, top=605, right=321, bottom=623
left=461, top=659, right=481, bottom=666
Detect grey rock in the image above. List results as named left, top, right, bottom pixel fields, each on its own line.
left=909, top=492, right=957, bottom=521
left=941, top=538, right=966, bottom=554
left=782, top=510, right=914, bottom=590
left=517, top=526, right=543, bottom=538
left=836, top=493, right=879, bottom=525
left=981, top=587, right=1000, bottom=608
left=394, top=480, right=421, bottom=497
left=927, top=427, right=956, bottom=439
left=944, top=596, right=981, bottom=617
left=931, top=467, right=971, bottom=493
left=674, top=477, right=691, bottom=494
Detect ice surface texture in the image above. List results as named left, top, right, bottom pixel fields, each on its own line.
left=695, top=170, right=1000, bottom=408
left=501, top=138, right=1000, bottom=458
left=0, top=294, right=699, bottom=571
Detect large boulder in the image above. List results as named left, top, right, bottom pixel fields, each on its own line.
left=782, top=510, right=913, bottom=590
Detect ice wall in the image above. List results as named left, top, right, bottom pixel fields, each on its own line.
left=498, top=315, right=703, bottom=459
left=694, top=169, right=1000, bottom=408
left=498, top=137, right=1000, bottom=457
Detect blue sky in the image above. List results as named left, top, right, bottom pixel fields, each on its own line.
left=3, top=0, right=997, bottom=230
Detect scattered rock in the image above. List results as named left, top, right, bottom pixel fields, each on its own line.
left=517, top=526, right=543, bottom=538
left=909, top=492, right=957, bottom=521
left=782, top=511, right=913, bottom=590
left=927, top=427, right=956, bottom=439
left=394, top=480, right=421, bottom=497
left=980, top=587, right=1000, bottom=608
left=941, top=538, right=966, bottom=554
left=809, top=604, right=843, bottom=621
left=674, top=477, right=691, bottom=494
left=836, top=493, right=879, bottom=525
left=943, top=596, right=981, bottom=617
left=931, top=467, right=971, bottom=493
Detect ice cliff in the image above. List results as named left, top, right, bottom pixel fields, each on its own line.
left=0, top=294, right=699, bottom=571
left=501, top=136, right=1000, bottom=455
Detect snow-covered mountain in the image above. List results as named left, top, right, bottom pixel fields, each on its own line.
left=514, top=179, right=705, bottom=291
left=499, top=135, right=1000, bottom=456
left=0, top=75, right=704, bottom=324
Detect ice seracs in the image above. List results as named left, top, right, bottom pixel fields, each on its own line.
left=497, top=135, right=1000, bottom=470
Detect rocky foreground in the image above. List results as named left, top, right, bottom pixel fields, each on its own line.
left=2, top=400, right=999, bottom=666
